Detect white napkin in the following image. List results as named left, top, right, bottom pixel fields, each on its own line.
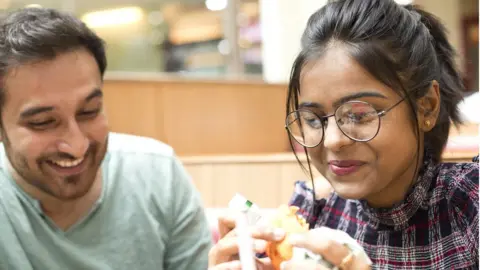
left=292, top=226, right=372, bottom=268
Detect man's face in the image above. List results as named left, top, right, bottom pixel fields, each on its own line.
left=1, top=48, right=109, bottom=201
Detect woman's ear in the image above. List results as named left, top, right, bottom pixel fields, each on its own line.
left=417, top=80, right=441, bottom=132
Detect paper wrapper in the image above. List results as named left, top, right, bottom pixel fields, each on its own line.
left=291, top=227, right=373, bottom=268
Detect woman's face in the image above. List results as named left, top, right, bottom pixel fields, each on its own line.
left=298, top=47, right=421, bottom=207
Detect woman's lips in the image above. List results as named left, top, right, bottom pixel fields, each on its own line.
left=328, top=160, right=365, bottom=176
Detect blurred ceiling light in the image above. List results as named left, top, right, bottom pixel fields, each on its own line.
left=82, top=7, right=143, bottom=28
left=394, top=0, right=413, bottom=4
left=205, top=0, right=227, bottom=11
left=217, top=39, right=230, bottom=55
left=25, top=4, right=42, bottom=8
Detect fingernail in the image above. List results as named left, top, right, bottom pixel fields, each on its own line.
left=273, top=228, right=285, bottom=241
left=287, top=233, right=303, bottom=245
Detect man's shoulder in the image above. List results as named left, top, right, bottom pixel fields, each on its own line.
left=103, top=133, right=181, bottom=185
left=103, top=133, right=185, bottom=189
left=106, top=132, right=174, bottom=159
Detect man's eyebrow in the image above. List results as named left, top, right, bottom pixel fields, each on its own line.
left=19, top=88, right=103, bottom=118
left=20, top=106, right=54, bottom=118
left=85, top=88, right=103, bottom=102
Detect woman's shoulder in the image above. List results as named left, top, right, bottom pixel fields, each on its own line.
left=436, top=158, right=478, bottom=190
left=434, top=158, right=478, bottom=214
left=289, top=179, right=334, bottom=223
left=434, top=158, right=479, bottom=256
left=289, top=181, right=317, bottom=210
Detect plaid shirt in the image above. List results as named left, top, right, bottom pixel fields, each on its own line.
left=289, top=155, right=479, bottom=270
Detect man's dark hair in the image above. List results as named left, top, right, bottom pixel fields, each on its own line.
left=0, top=7, right=107, bottom=114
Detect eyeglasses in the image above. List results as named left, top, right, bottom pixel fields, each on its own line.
left=285, top=98, right=405, bottom=148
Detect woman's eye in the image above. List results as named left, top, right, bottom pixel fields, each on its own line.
left=347, top=112, right=376, bottom=123
left=303, top=117, right=322, bottom=128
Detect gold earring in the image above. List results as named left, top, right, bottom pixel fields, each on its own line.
left=425, top=120, right=431, bottom=127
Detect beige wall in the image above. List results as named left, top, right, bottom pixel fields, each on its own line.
left=460, top=0, right=479, bottom=17
left=415, top=0, right=475, bottom=73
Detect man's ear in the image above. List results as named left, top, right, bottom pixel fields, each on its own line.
left=417, top=80, right=441, bottom=132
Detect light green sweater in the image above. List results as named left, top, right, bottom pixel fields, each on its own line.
left=0, top=133, right=212, bottom=270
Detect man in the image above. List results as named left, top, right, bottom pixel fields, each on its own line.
left=0, top=7, right=212, bottom=270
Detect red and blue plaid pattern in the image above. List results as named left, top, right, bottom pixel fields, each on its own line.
left=289, top=155, right=479, bottom=269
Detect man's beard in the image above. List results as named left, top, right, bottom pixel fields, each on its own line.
left=2, top=131, right=108, bottom=201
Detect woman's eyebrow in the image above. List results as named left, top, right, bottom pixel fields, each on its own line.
left=333, top=91, right=388, bottom=107
left=298, top=91, right=388, bottom=110
left=298, top=102, right=322, bottom=109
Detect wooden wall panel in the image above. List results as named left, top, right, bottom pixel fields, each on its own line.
left=103, top=81, right=165, bottom=140
left=102, top=77, right=478, bottom=157
left=161, top=82, right=288, bottom=154
left=182, top=154, right=321, bottom=208
left=103, top=78, right=289, bottom=155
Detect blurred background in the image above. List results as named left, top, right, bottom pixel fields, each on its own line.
left=1, top=0, right=477, bottom=85
left=0, top=0, right=478, bottom=209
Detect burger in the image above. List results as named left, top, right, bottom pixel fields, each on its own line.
left=265, top=205, right=309, bottom=270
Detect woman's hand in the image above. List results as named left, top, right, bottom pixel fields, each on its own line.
left=208, top=212, right=286, bottom=270
left=280, top=227, right=372, bottom=270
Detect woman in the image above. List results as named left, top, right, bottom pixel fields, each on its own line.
left=208, top=0, right=479, bottom=269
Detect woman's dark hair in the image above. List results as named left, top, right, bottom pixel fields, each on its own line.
left=287, top=0, right=465, bottom=182
left=0, top=7, right=107, bottom=119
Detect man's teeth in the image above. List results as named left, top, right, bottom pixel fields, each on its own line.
left=50, top=158, right=84, bottom=168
